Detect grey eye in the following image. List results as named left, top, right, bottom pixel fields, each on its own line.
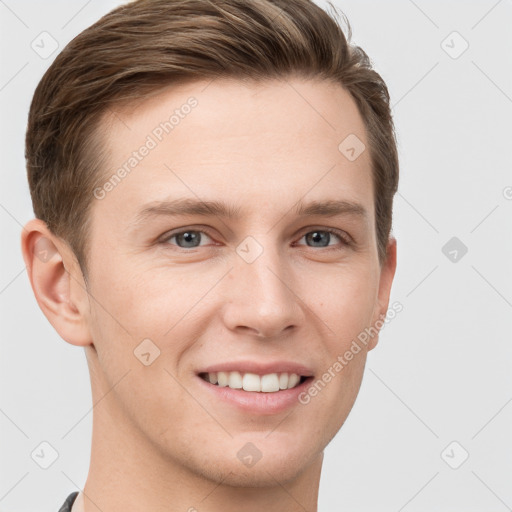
left=303, top=230, right=341, bottom=247
left=170, top=230, right=209, bottom=248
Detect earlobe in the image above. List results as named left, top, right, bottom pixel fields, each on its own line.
left=21, top=219, right=92, bottom=347
left=367, top=237, right=397, bottom=352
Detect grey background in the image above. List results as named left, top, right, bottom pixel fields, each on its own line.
left=1, top=0, right=511, bottom=511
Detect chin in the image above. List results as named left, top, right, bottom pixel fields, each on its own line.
left=199, top=457, right=312, bottom=488
left=185, top=436, right=322, bottom=488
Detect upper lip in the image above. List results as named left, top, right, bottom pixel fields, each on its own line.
left=197, top=360, right=314, bottom=377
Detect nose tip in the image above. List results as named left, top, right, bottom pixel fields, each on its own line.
left=236, top=311, right=296, bottom=340
left=221, top=260, right=303, bottom=340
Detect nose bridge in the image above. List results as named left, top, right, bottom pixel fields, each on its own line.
left=223, top=237, right=302, bottom=337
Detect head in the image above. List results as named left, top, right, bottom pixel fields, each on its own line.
left=22, top=0, right=398, bottom=489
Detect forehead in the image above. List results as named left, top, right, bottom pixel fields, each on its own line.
left=92, top=77, right=373, bottom=226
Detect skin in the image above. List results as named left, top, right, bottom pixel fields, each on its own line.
left=22, top=76, right=396, bottom=512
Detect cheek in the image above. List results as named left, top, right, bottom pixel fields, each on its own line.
left=86, top=260, right=222, bottom=383
left=294, top=263, right=377, bottom=420
left=88, top=256, right=192, bottom=334
left=302, top=262, right=379, bottom=349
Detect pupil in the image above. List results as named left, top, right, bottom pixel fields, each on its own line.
left=178, top=231, right=200, bottom=247
left=307, top=231, right=329, bottom=247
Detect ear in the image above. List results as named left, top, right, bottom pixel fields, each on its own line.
left=21, top=218, right=93, bottom=347
left=367, top=237, right=397, bottom=351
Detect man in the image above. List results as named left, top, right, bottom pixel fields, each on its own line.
left=22, top=0, right=399, bottom=510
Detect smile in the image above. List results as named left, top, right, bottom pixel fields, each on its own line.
left=198, top=371, right=307, bottom=392
left=195, top=360, right=315, bottom=414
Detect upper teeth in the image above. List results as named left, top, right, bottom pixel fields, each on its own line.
left=203, top=371, right=302, bottom=392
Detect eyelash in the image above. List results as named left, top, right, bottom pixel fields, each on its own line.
left=158, top=226, right=353, bottom=251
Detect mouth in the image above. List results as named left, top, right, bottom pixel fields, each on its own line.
left=195, top=361, right=315, bottom=414
left=198, top=371, right=309, bottom=393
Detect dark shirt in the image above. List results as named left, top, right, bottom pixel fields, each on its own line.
left=58, top=492, right=79, bottom=512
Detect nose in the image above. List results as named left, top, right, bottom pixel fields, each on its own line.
left=220, top=243, right=304, bottom=339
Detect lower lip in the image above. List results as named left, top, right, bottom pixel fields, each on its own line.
left=196, top=375, right=314, bottom=415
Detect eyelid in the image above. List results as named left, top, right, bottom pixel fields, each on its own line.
left=158, top=226, right=217, bottom=246
left=158, top=225, right=353, bottom=250
left=294, top=226, right=353, bottom=247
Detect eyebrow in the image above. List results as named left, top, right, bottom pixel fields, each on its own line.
left=133, top=197, right=367, bottom=225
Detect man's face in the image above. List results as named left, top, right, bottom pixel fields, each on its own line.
left=83, top=77, right=395, bottom=485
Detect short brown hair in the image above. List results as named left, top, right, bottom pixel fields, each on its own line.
left=25, top=0, right=399, bottom=277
